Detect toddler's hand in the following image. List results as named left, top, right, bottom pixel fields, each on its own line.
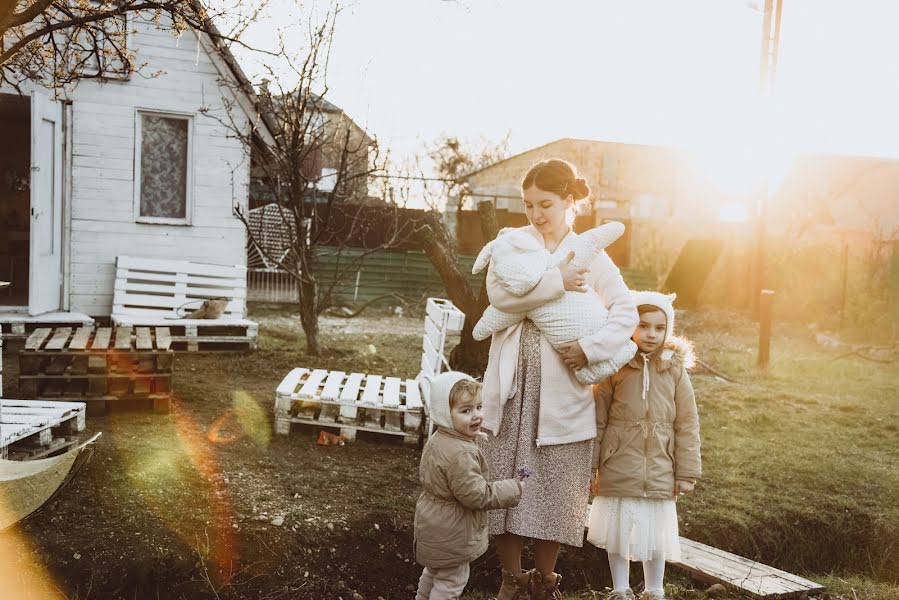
left=674, top=480, right=695, bottom=496
left=589, top=469, right=601, bottom=496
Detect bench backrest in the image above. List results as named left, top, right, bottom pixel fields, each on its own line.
left=113, top=255, right=247, bottom=319
left=420, top=297, right=465, bottom=380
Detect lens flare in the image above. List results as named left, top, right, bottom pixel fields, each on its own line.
left=206, top=391, right=272, bottom=448
left=108, top=396, right=237, bottom=584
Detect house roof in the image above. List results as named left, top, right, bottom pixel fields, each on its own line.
left=310, top=92, right=375, bottom=147
left=460, top=138, right=565, bottom=180
left=460, top=137, right=678, bottom=180
left=191, top=4, right=371, bottom=150
left=194, top=7, right=277, bottom=146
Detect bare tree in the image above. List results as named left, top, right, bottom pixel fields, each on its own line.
left=222, top=6, right=412, bottom=356
left=0, top=0, right=264, bottom=92
left=413, top=135, right=509, bottom=376
left=427, top=133, right=509, bottom=210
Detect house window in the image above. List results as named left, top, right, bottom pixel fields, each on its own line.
left=135, top=112, right=192, bottom=224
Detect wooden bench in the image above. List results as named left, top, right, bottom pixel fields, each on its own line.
left=111, top=255, right=257, bottom=352
left=273, top=298, right=465, bottom=444
left=19, top=326, right=174, bottom=414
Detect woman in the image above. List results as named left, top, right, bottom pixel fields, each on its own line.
left=478, top=159, right=638, bottom=600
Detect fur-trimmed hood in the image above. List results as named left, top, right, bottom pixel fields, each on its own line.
left=628, top=335, right=696, bottom=372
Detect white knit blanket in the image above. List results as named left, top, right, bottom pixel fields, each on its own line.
left=472, top=223, right=637, bottom=385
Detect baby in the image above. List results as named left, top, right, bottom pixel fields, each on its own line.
left=472, top=222, right=637, bottom=384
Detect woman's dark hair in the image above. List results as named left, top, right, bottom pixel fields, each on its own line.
left=521, top=159, right=590, bottom=200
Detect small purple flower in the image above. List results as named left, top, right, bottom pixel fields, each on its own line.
left=516, top=467, right=534, bottom=479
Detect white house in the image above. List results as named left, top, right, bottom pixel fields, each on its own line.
left=0, top=14, right=273, bottom=324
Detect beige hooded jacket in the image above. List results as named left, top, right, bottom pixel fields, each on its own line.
left=592, top=336, right=701, bottom=499
left=413, top=427, right=522, bottom=568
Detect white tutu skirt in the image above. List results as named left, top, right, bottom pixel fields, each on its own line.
left=586, top=496, right=681, bottom=562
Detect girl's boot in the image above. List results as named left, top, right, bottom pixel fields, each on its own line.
left=496, top=569, right=531, bottom=600
left=529, top=569, right=562, bottom=600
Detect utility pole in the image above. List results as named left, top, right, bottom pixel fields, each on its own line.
left=752, top=0, right=783, bottom=316
left=754, top=0, right=783, bottom=371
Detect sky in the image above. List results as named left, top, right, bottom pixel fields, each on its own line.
left=230, top=0, right=899, bottom=166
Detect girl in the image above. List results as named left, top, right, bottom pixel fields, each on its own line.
left=587, top=291, right=701, bottom=600
left=414, top=371, right=525, bottom=600
left=478, top=159, right=638, bottom=600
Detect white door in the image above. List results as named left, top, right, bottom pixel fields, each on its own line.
left=29, top=90, right=63, bottom=315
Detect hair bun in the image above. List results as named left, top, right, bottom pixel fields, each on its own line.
left=569, top=177, right=590, bottom=200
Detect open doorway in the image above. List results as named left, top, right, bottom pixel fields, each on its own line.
left=0, top=94, right=30, bottom=307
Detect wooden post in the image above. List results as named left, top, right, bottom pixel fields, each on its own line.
left=758, top=289, right=775, bottom=371
left=890, top=240, right=899, bottom=340
left=839, top=240, right=849, bottom=330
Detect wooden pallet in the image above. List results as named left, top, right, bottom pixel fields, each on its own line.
left=672, top=537, right=825, bottom=598
left=19, top=326, right=174, bottom=415
left=274, top=368, right=424, bottom=444
left=0, top=312, right=94, bottom=343
left=146, top=322, right=257, bottom=352
left=0, top=399, right=87, bottom=461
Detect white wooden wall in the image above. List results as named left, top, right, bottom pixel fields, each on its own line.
left=67, top=17, right=252, bottom=316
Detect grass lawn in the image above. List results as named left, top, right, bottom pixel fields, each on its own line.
left=1, top=304, right=896, bottom=599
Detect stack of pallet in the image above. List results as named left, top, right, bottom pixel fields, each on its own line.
left=19, top=326, right=174, bottom=414
left=0, top=399, right=87, bottom=460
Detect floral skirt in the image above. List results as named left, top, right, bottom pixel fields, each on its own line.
left=478, top=320, right=593, bottom=547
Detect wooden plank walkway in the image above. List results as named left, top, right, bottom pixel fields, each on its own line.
left=581, top=510, right=824, bottom=598
left=672, top=537, right=825, bottom=598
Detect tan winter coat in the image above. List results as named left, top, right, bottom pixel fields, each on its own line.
left=414, top=427, right=522, bottom=569
left=592, top=337, right=701, bottom=499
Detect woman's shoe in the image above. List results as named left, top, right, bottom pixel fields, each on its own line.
left=529, top=569, right=562, bottom=600
left=496, top=569, right=531, bottom=600
left=638, top=591, right=665, bottom=600
left=608, top=590, right=636, bottom=600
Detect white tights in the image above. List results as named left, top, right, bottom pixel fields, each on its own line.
left=608, top=553, right=665, bottom=595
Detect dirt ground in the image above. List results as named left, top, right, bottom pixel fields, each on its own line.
left=3, top=313, right=435, bottom=600
left=1, top=308, right=896, bottom=600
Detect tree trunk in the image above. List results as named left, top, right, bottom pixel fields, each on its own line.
left=418, top=201, right=500, bottom=377
left=298, top=253, right=321, bottom=356
left=416, top=211, right=478, bottom=314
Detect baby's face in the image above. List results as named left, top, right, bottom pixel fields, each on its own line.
left=450, top=394, right=483, bottom=438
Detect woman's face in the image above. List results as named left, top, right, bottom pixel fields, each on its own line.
left=522, top=185, right=572, bottom=236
